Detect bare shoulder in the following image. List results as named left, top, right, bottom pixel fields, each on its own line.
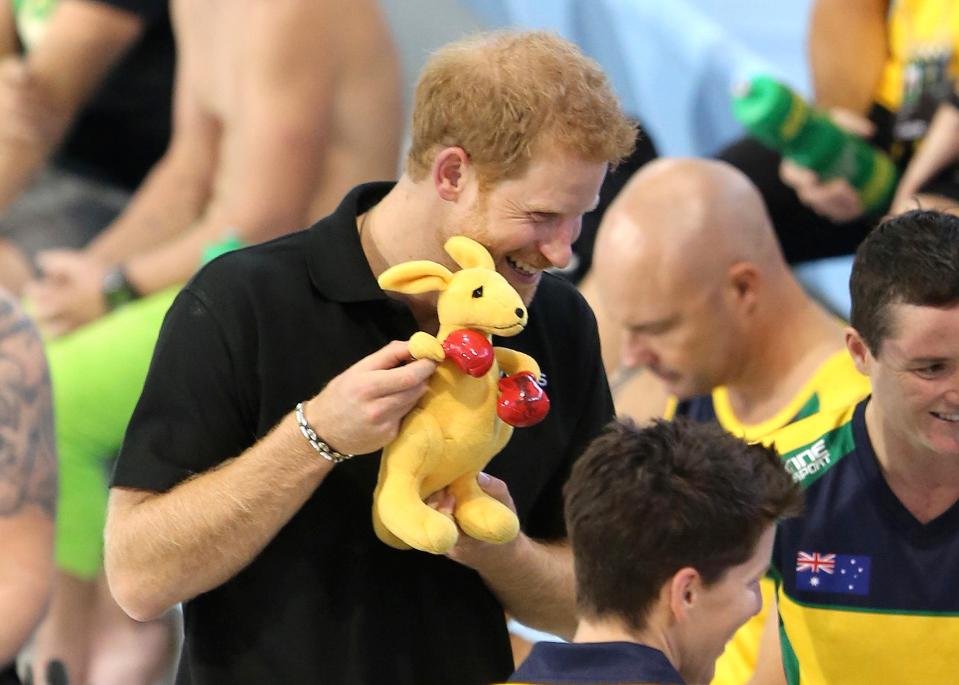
left=0, top=292, right=56, bottom=519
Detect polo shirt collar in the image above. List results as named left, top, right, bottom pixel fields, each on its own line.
left=307, top=182, right=394, bottom=302
left=511, top=641, right=686, bottom=684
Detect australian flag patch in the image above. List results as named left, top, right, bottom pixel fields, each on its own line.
left=795, top=551, right=871, bottom=595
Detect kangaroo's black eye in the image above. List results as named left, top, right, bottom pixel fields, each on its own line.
left=472, top=286, right=484, bottom=298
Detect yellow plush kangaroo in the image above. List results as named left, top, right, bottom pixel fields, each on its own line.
left=373, top=236, right=542, bottom=554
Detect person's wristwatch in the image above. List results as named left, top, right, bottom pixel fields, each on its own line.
left=102, top=265, right=141, bottom=311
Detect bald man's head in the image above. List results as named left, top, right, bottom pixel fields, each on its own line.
left=593, top=159, right=787, bottom=397
left=597, top=158, right=782, bottom=285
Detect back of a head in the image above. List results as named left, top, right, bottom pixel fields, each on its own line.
left=564, top=418, right=801, bottom=632
left=405, top=31, right=636, bottom=187
left=850, top=209, right=959, bottom=355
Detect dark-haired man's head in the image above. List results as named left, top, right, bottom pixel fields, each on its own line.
left=850, top=209, right=959, bottom=355
left=564, top=418, right=801, bottom=684
left=846, top=209, right=959, bottom=461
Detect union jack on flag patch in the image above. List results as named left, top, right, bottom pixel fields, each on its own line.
left=795, top=551, right=871, bottom=595
left=796, top=551, right=836, bottom=574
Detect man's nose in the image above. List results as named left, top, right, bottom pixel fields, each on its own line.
left=944, top=385, right=959, bottom=407
left=621, top=332, right=656, bottom=369
left=539, top=217, right=581, bottom=269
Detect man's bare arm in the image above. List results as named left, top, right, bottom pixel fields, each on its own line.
left=892, top=94, right=959, bottom=213
left=809, top=0, right=890, bottom=112
left=25, top=6, right=218, bottom=339
left=123, top=0, right=337, bottom=295
left=0, top=0, right=144, bottom=211
left=105, top=416, right=334, bottom=622
left=478, top=538, right=577, bottom=639
left=83, top=42, right=220, bottom=264
left=106, top=342, right=436, bottom=621
left=445, top=476, right=578, bottom=639
left=0, top=295, right=56, bottom=663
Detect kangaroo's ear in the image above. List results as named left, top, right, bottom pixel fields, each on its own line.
left=445, top=236, right=495, bottom=271
left=378, top=261, right=453, bottom=294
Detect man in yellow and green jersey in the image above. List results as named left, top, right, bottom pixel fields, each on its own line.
left=758, top=209, right=959, bottom=684
left=592, top=158, right=870, bottom=684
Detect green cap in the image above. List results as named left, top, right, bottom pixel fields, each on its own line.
left=733, top=75, right=808, bottom=147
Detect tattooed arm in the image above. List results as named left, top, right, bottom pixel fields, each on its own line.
left=0, top=292, right=56, bottom=664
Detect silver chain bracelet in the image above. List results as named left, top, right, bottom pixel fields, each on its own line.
left=294, top=402, right=355, bottom=464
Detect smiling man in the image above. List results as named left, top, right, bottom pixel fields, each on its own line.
left=103, top=31, right=635, bottom=685
left=755, top=209, right=959, bottom=684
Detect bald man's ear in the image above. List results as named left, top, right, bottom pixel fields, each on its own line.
left=727, top=262, right=760, bottom=314
left=432, top=147, right=473, bottom=202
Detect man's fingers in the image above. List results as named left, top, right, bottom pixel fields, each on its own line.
left=34, top=250, right=80, bottom=280
left=371, top=358, right=437, bottom=396
left=351, top=340, right=416, bottom=372
left=476, top=472, right=508, bottom=499
left=24, top=283, right=58, bottom=315
left=33, top=308, right=72, bottom=339
left=425, top=489, right=455, bottom=515
left=32, top=301, right=67, bottom=329
left=380, top=380, right=431, bottom=414
left=43, top=319, right=72, bottom=340
left=828, top=108, right=876, bottom=138
left=779, top=159, right=818, bottom=189
left=802, top=178, right=861, bottom=221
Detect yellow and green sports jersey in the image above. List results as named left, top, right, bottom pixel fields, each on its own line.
left=665, top=349, right=869, bottom=442
left=766, top=399, right=959, bottom=684
left=874, top=0, right=959, bottom=113
left=665, top=349, right=870, bottom=685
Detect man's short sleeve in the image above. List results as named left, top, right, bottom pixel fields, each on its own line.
left=112, top=287, right=253, bottom=493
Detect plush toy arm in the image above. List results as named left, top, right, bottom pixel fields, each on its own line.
left=494, top=347, right=541, bottom=380
left=409, top=331, right=445, bottom=362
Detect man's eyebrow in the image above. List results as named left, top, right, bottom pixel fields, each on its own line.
left=525, top=195, right=601, bottom=215
left=627, top=314, right=681, bottom=334
left=907, top=356, right=950, bottom=365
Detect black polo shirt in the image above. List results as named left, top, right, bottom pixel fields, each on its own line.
left=113, top=182, right=615, bottom=685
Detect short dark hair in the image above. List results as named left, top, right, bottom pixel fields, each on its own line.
left=564, top=418, right=801, bottom=632
left=850, top=209, right=959, bottom=355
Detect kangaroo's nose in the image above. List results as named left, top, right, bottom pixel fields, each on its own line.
left=516, top=308, right=525, bottom=318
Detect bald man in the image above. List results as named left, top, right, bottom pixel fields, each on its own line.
left=582, top=158, right=870, bottom=685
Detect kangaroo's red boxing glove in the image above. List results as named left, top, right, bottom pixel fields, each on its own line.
left=442, top=329, right=494, bottom=377
left=497, top=371, right=550, bottom=427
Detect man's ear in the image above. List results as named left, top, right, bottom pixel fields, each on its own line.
left=845, top=326, right=873, bottom=376
left=727, top=262, right=760, bottom=315
left=668, top=567, right=700, bottom=623
left=432, top=147, right=472, bottom=202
